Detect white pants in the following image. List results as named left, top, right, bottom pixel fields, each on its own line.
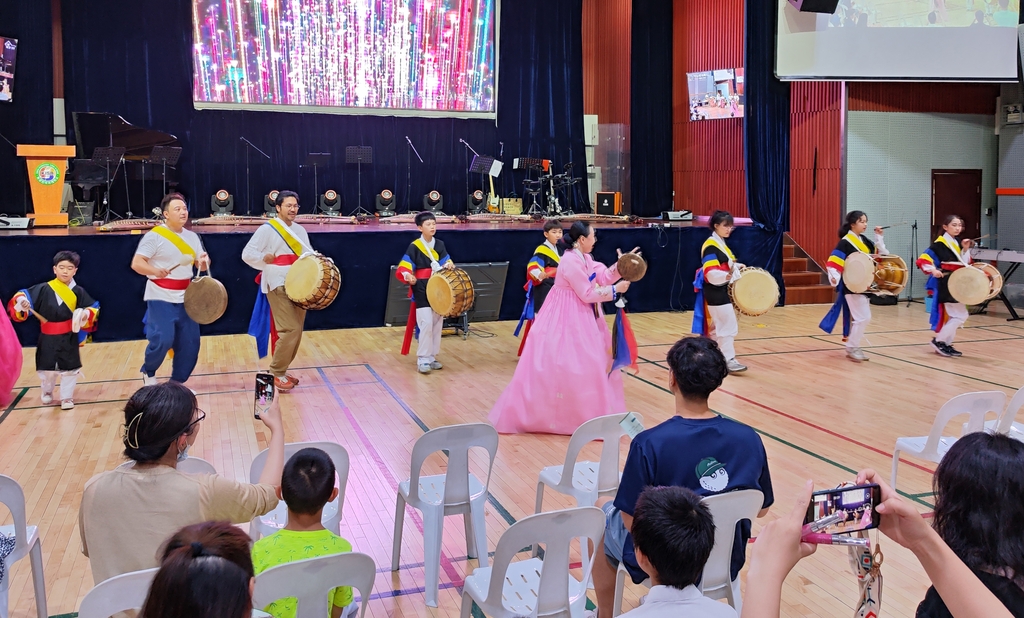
left=39, top=370, right=79, bottom=401
left=936, top=303, right=968, bottom=344
left=845, top=294, right=872, bottom=350
left=707, top=304, right=739, bottom=361
left=416, top=306, right=443, bottom=363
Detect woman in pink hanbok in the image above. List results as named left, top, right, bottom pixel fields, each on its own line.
left=489, top=222, right=634, bottom=435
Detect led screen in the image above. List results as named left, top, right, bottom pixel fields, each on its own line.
left=687, top=68, right=744, bottom=121
left=0, top=36, right=18, bottom=103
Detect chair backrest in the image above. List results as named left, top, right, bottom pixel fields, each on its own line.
left=250, top=441, right=350, bottom=514
left=0, top=475, right=29, bottom=558
left=176, top=456, right=217, bottom=475
left=77, top=567, right=159, bottom=618
left=559, top=413, right=642, bottom=494
left=700, top=489, right=764, bottom=595
left=253, top=552, right=376, bottom=618
left=486, top=506, right=605, bottom=616
left=408, top=423, right=498, bottom=506
left=996, top=385, right=1024, bottom=434
left=924, top=391, right=1007, bottom=453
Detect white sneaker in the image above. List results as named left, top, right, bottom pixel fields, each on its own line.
left=41, top=393, right=53, bottom=405
left=430, top=361, right=443, bottom=370
left=726, top=359, right=747, bottom=373
left=142, top=373, right=157, bottom=386
left=846, top=347, right=869, bottom=362
left=61, top=400, right=74, bottom=410
left=418, top=363, right=432, bottom=374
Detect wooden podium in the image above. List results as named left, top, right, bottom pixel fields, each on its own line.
left=17, top=144, right=77, bottom=226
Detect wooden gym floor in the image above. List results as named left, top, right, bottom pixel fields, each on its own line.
left=2, top=303, right=1023, bottom=617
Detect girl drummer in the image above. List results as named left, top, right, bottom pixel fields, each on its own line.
left=820, top=210, right=888, bottom=362
left=916, top=215, right=974, bottom=357
left=693, top=210, right=747, bottom=373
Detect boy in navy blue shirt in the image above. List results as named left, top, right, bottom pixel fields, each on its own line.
left=590, top=336, right=774, bottom=617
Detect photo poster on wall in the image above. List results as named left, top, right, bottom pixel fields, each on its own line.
left=686, top=68, right=744, bottom=121
left=0, top=36, right=18, bottom=103
left=191, top=0, right=498, bottom=118
left=777, top=0, right=1020, bottom=80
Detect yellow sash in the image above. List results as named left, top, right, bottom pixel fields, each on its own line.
left=413, top=238, right=440, bottom=261
left=152, top=225, right=197, bottom=258
left=268, top=218, right=306, bottom=256
left=702, top=236, right=737, bottom=262
left=534, top=244, right=561, bottom=264
left=844, top=232, right=871, bottom=255
left=937, top=235, right=964, bottom=262
left=47, top=280, right=77, bottom=312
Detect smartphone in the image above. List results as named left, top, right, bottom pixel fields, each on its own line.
left=254, top=373, right=274, bottom=419
left=804, top=484, right=881, bottom=535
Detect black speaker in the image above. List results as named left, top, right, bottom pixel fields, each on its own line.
left=788, top=0, right=840, bottom=13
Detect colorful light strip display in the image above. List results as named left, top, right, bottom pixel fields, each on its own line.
left=192, top=0, right=497, bottom=115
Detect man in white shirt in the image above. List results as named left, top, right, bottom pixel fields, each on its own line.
left=242, top=191, right=312, bottom=392
left=130, top=193, right=210, bottom=385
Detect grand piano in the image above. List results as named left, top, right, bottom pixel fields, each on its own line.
left=68, top=112, right=182, bottom=217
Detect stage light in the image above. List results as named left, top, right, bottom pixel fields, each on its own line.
left=210, top=189, right=234, bottom=216
left=319, top=189, right=341, bottom=215
left=264, top=190, right=279, bottom=215
left=376, top=189, right=396, bottom=217
left=423, top=190, right=444, bottom=213
left=466, top=189, right=485, bottom=214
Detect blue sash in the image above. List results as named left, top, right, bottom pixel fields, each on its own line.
left=819, top=281, right=851, bottom=338
left=692, top=270, right=708, bottom=336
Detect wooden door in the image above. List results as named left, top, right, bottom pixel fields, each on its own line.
left=931, top=170, right=982, bottom=241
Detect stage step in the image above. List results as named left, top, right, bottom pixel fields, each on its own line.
left=783, top=244, right=795, bottom=258
left=786, top=285, right=836, bottom=305
left=783, top=271, right=824, bottom=286
left=783, top=257, right=809, bottom=272
left=782, top=233, right=834, bottom=306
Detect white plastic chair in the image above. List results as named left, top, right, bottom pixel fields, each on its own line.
left=991, top=385, right=1024, bottom=440
left=611, top=489, right=764, bottom=617
left=249, top=441, right=350, bottom=541
left=77, top=567, right=158, bottom=618
left=0, top=475, right=46, bottom=618
left=253, top=552, right=375, bottom=618
left=391, top=423, right=498, bottom=607
left=176, top=456, right=217, bottom=475
left=460, top=506, right=605, bottom=618
left=891, top=391, right=1007, bottom=490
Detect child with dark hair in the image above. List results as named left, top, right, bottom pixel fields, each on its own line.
left=252, top=448, right=354, bottom=618
left=621, top=486, right=736, bottom=617
left=515, top=220, right=564, bottom=355
left=693, top=210, right=747, bottom=373
left=589, top=336, right=772, bottom=617
left=8, top=250, right=100, bottom=409
left=396, top=211, right=455, bottom=374
left=917, top=214, right=974, bottom=357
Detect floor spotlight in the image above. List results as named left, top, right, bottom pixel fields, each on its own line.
left=467, top=189, right=485, bottom=214
left=423, top=190, right=444, bottom=213
left=319, top=189, right=341, bottom=215
left=264, top=190, right=279, bottom=215
left=376, top=189, right=396, bottom=217
left=210, top=189, right=234, bottom=216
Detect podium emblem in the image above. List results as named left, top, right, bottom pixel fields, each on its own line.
left=34, top=163, right=60, bottom=186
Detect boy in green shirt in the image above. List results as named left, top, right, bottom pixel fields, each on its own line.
left=252, top=448, right=353, bottom=618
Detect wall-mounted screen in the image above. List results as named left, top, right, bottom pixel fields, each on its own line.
left=192, top=0, right=498, bottom=118
left=777, top=0, right=1020, bottom=81
left=687, top=68, right=744, bottom=121
left=0, top=36, right=18, bottom=103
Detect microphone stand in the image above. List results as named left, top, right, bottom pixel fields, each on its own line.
left=405, top=136, right=424, bottom=213
left=240, top=137, right=271, bottom=216
left=907, top=219, right=918, bottom=307
left=459, top=139, right=480, bottom=213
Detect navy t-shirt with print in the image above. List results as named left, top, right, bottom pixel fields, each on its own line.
left=613, top=415, right=774, bottom=584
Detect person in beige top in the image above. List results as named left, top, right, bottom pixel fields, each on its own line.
left=79, top=382, right=286, bottom=585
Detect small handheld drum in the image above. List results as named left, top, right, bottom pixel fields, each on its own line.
left=871, top=255, right=908, bottom=296
left=842, top=252, right=875, bottom=294
left=616, top=253, right=647, bottom=282
left=285, top=254, right=341, bottom=310
left=426, top=268, right=475, bottom=318
left=184, top=273, right=228, bottom=325
left=948, top=264, right=1003, bottom=305
left=729, top=267, right=779, bottom=317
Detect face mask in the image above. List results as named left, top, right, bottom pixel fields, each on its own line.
left=177, top=440, right=191, bottom=461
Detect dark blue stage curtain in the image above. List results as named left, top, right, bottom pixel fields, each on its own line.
left=630, top=0, right=674, bottom=219
left=59, top=0, right=588, bottom=218
left=744, top=0, right=791, bottom=304
left=0, top=2, right=53, bottom=215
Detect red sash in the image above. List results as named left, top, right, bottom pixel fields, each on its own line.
left=41, top=320, right=73, bottom=335
left=400, top=269, right=437, bottom=355
left=152, top=278, right=190, bottom=290
left=414, top=268, right=432, bottom=279
left=256, top=254, right=300, bottom=285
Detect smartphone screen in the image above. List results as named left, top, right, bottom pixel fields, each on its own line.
left=804, top=484, right=881, bottom=534
left=254, top=373, right=274, bottom=419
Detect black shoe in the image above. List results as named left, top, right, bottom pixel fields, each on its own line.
left=945, top=344, right=963, bottom=357
left=931, top=339, right=952, bottom=357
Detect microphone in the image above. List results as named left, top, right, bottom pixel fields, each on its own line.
left=499, top=141, right=504, bottom=156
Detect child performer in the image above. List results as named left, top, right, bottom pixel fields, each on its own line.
left=917, top=215, right=974, bottom=357
left=396, top=211, right=455, bottom=374
left=693, top=211, right=748, bottom=373
left=515, top=220, right=564, bottom=356
left=819, top=211, right=888, bottom=362
left=8, top=251, right=99, bottom=409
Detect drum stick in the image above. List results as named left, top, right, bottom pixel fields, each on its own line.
left=968, top=234, right=991, bottom=242
left=878, top=222, right=908, bottom=230
left=29, top=307, right=49, bottom=324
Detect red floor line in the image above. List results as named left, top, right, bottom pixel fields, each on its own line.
left=718, top=388, right=936, bottom=476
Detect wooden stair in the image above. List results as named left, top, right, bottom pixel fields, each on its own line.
left=783, top=237, right=835, bottom=305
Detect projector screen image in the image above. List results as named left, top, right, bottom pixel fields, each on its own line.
left=0, top=36, right=17, bottom=103
left=192, top=0, right=497, bottom=117
left=777, top=0, right=1020, bottom=80
left=687, top=69, right=744, bottom=121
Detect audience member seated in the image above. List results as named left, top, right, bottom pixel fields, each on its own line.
left=79, top=383, right=285, bottom=585
left=589, top=336, right=774, bottom=617
left=620, top=486, right=737, bottom=617
left=139, top=521, right=257, bottom=618
left=252, top=447, right=354, bottom=618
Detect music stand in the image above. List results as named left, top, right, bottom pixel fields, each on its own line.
left=91, top=146, right=126, bottom=223
left=345, top=146, right=373, bottom=216
left=150, top=146, right=182, bottom=200
left=302, top=153, right=331, bottom=214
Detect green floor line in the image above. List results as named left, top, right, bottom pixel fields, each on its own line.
left=0, top=388, right=29, bottom=426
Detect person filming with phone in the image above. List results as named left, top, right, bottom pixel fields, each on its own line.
left=78, top=382, right=286, bottom=586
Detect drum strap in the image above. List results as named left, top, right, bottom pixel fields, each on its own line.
left=47, top=279, right=78, bottom=312
left=152, top=225, right=197, bottom=259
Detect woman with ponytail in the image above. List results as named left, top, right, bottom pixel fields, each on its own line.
left=489, top=221, right=637, bottom=435
left=819, top=211, right=888, bottom=362
left=693, top=210, right=748, bottom=373
left=916, top=214, right=974, bottom=357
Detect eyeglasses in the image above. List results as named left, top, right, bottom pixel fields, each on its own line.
left=183, top=409, right=206, bottom=435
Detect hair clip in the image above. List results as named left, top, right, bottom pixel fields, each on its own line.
left=123, top=412, right=144, bottom=449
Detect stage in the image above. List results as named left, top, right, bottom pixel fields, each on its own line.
left=1, top=217, right=783, bottom=345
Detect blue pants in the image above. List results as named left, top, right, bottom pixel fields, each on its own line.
left=142, top=301, right=200, bottom=383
